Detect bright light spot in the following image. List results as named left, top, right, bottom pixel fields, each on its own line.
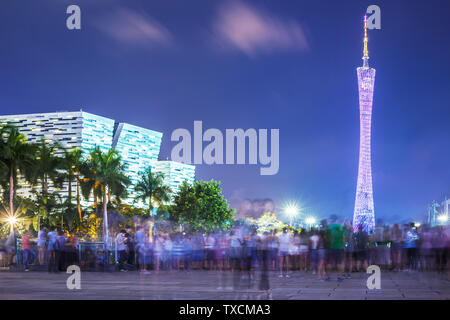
left=284, top=203, right=299, bottom=217
left=7, top=216, right=17, bottom=225
left=414, top=222, right=421, bottom=227
left=437, top=215, right=448, bottom=223
left=305, top=217, right=316, bottom=225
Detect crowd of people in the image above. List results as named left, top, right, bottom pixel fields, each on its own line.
left=2, top=227, right=79, bottom=272
left=1, top=217, right=449, bottom=285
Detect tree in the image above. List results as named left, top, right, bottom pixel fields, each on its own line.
left=246, top=212, right=286, bottom=235
left=170, top=180, right=235, bottom=233
left=60, top=148, right=84, bottom=220
left=82, top=147, right=130, bottom=241
left=134, top=168, right=172, bottom=216
left=33, top=138, right=63, bottom=197
left=0, top=125, right=35, bottom=215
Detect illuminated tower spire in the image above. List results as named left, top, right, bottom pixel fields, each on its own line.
left=362, top=14, right=369, bottom=68
left=353, top=14, right=376, bottom=233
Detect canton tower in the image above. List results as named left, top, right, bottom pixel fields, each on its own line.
left=353, top=15, right=376, bottom=233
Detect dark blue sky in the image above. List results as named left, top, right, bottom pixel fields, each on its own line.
left=0, top=0, right=449, bottom=223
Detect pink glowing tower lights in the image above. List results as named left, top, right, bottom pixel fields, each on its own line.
left=353, top=15, right=376, bottom=233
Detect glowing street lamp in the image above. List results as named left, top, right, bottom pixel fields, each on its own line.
left=284, top=203, right=299, bottom=226
left=305, top=217, right=316, bottom=229
left=0, top=212, right=20, bottom=233
left=437, top=215, right=448, bottom=224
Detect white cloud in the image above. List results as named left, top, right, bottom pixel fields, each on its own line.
left=213, top=1, right=308, bottom=56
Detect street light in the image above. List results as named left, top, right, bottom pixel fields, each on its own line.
left=284, top=203, right=299, bottom=226
left=0, top=208, right=21, bottom=233
left=437, top=215, right=448, bottom=223
left=305, top=217, right=316, bottom=229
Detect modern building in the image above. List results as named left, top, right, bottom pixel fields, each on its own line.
left=112, top=122, right=163, bottom=204
left=154, top=161, right=196, bottom=196
left=0, top=111, right=114, bottom=155
left=353, top=15, right=376, bottom=233
left=0, top=111, right=194, bottom=206
left=0, top=111, right=115, bottom=198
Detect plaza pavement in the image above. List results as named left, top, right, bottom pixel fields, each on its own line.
left=0, top=270, right=449, bottom=300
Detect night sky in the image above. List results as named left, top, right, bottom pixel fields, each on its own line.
left=0, top=0, right=449, bottom=223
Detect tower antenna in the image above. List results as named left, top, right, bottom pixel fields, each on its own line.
left=363, top=15, right=369, bottom=68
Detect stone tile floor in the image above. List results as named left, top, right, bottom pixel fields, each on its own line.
left=0, top=270, right=449, bottom=300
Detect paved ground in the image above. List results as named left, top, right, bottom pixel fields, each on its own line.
left=0, top=270, right=449, bottom=300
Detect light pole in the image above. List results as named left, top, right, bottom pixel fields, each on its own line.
left=305, top=217, right=316, bottom=230
left=284, top=204, right=299, bottom=227
left=437, top=215, right=448, bottom=225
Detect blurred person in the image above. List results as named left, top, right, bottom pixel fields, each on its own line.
left=163, top=234, right=173, bottom=271
left=135, top=226, right=145, bottom=271
left=191, top=234, right=204, bottom=269
left=404, top=223, right=419, bottom=271
left=419, top=225, right=433, bottom=271
left=116, top=230, right=128, bottom=272
left=37, top=228, right=47, bottom=265
left=65, top=233, right=78, bottom=267
left=444, top=226, right=450, bottom=280
left=21, top=231, right=35, bottom=271
left=183, top=235, right=193, bottom=272
left=172, top=233, right=185, bottom=271
left=153, top=233, right=163, bottom=272
left=317, top=230, right=329, bottom=281
left=278, top=227, right=292, bottom=277
left=230, top=229, right=243, bottom=290
left=290, top=231, right=300, bottom=270
left=56, top=230, right=66, bottom=271
left=244, top=229, right=258, bottom=289
left=343, top=220, right=355, bottom=278
left=139, top=238, right=152, bottom=275
left=298, top=231, right=309, bottom=271
left=96, top=250, right=105, bottom=271
left=269, top=231, right=279, bottom=271
left=373, top=225, right=391, bottom=270
left=125, top=226, right=136, bottom=266
left=125, top=226, right=135, bottom=266
left=326, top=216, right=345, bottom=281
left=390, top=224, right=403, bottom=271
left=432, top=226, right=447, bottom=272
left=354, top=224, right=369, bottom=272
left=82, top=249, right=95, bottom=271
left=309, top=229, right=320, bottom=275
left=257, top=232, right=272, bottom=300
left=216, top=232, right=230, bottom=290
left=47, top=227, right=58, bottom=273
left=204, top=233, right=216, bottom=270
left=5, top=228, right=18, bottom=267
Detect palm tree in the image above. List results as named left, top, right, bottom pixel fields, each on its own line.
left=33, top=138, right=64, bottom=198
left=83, top=147, right=130, bottom=241
left=134, top=168, right=172, bottom=216
left=0, top=125, right=35, bottom=215
left=60, top=148, right=84, bottom=220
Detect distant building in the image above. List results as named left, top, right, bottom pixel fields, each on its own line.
left=0, top=111, right=194, bottom=206
left=427, top=197, right=449, bottom=226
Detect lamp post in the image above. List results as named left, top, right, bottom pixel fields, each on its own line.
left=305, top=217, right=316, bottom=230
left=284, top=204, right=299, bottom=227
left=437, top=215, right=448, bottom=224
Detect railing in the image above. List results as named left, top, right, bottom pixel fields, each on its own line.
left=0, top=239, right=121, bottom=270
